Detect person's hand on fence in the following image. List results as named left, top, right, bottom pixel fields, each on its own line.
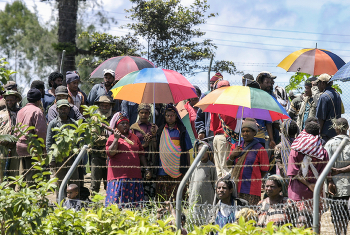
left=308, top=183, right=315, bottom=192
left=198, top=133, right=205, bottom=140
left=328, top=180, right=337, bottom=196
left=145, top=169, right=152, bottom=180
left=331, top=167, right=340, bottom=176
left=229, top=146, right=242, bottom=160
left=113, top=129, right=121, bottom=139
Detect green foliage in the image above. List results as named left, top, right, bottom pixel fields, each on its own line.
left=48, top=105, right=108, bottom=163
left=125, top=0, right=240, bottom=76
left=52, top=42, right=77, bottom=54
left=0, top=1, right=56, bottom=82
left=285, top=72, right=312, bottom=93
left=0, top=58, right=16, bottom=87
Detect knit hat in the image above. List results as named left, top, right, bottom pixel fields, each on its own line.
left=94, top=95, right=115, bottom=105
left=242, top=118, right=258, bottom=133
left=137, top=103, right=151, bottom=112
left=216, top=80, right=230, bottom=88
left=3, top=90, right=22, bottom=102
left=56, top=99, right=70, bottom=108
left=103, top=69, right=115, bottom=78
left=55, top=86, right=69, bottom=96
left=210, top=72, right=223, bottom=82
left=27, top=88, right=42, bottom=103
left=3, top=81, right=17, bottom=90
left=66, top=71, right=80, bottom=84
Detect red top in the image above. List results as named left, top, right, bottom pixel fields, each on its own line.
left=106, top=132, right=144, bottom=180
left=210, top=113, right=237, bottom=135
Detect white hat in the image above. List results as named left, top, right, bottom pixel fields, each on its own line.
left=103, top=69, right=115, bottom=78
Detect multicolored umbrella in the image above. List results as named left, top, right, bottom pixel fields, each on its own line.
left=331, top=61, right=350, bottom=82
left=90, top=56, right=155, bottom=80
left=277, top=48, right=345, bottom=75
left=195, top=86, right=290, bottom=122
left=110, top=68, right=197, bottom=104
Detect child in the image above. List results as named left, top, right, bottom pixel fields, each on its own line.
left=63, top=184, right=82, bottom=211
left=188, top=141, right=217, bottom=224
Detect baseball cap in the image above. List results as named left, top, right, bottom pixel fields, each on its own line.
left=55, top=86, right=69, bottom=96
left=315, top=74, right=331, bottom=83
left=103, top=69, right=115, bottom=78
left=56, top=99, right=70, bottom=108
left=258, top=71, right=277, bottom=79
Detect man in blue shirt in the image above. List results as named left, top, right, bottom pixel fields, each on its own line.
left=315, top=73, right=342, bottom=142
left=42, top=72, right=64, bottom=114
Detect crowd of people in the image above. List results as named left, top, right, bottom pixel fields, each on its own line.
left=0, top=68, right=348, bottom=232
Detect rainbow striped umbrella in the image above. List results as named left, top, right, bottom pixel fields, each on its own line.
left=277, top=48, right=345, bottom=75
left=110, top=68, right=197, bottom=104
left=195, top=86, right=290, bottom=122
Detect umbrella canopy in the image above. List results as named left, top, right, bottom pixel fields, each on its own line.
left=110, top=68, right=198, bottom=104
left=277, top=48, right=345, bottom=75
left=195, top=86, right=290, bottom=122
left=331, top=61, right=350, bottom=82
left=90, top=56, right=155, bottom=80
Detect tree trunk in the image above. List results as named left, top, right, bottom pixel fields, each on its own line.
left=57, top=0, right=78, bottom=76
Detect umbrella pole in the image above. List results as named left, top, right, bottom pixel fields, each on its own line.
left=153, top=83, right=155, bottom=124
left=238, top=79, right=248, bottom=146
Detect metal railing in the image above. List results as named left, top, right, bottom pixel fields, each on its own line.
left=175, top=144, right=208, bottom=230
left=58, top=145, right=88, bottom=204
left=312, top=137, right=350, bottom=234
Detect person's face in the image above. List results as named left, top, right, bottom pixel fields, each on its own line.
left=53, top=77, right=63, bottom=88
left=189, top=97, right=199, bottom=107
left=165, top=111, right=177, bottom=126
left=117, top=120, right=130, bottom=135
left=260, top=77, right=272, bottom=92
left=66, top=188, right=78, bottom=199
left=139, top=110, right=150, bottom=123
left=198, top=145, right=209, bottom=163
left=216, top=181, right=233, bottom=201
left=241, top=127, right=256, bottom=142
left=104, top=73, right=114, bottom=87
left=67, top=80, right=80, bottom=92
left=56, top=94, right=68, bottom=101
left=58, top=105, right=70, bottom=118
left=210, top=81, right=215, bottom=90
left=304, top=85, right=312, bottom=97
left=265, top=180, right=281, bottom=198
left=5, top=95, right=17, bottom=110
left=317, top=81, right=327, bottom=92
left=98, top=103, right=111, bottom=115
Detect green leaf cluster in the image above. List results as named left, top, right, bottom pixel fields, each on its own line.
left=48, top=105, right=109, bottom=163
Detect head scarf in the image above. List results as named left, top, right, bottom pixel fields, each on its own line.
left=110, top=112, right=129, bottom=129
left=291, top=130, right=325, bottom=159
left=138, top=103, right=151, bottom=112
left=210, top=72, right=223, bottom=82
left=266, top=174, right=288, bottom=197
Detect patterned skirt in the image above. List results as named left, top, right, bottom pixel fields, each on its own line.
left=105, top=178, right=144, bottom=207
left=155, top=174, right=186, bottom=202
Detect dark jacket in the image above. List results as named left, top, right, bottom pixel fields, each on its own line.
left=155, top=122, right=189, bottom=175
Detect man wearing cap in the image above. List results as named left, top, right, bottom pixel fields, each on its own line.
left=296, top=78, right=318, bottom=130
left=315, top=73, right=342, bottom=142
left=0, top=81, right=19, bottom=111
left=42, top=72, right=64, bottom=114
left=201, top=72, right=223, bottom=98
left=16, top=88, right=47, bottom=186
left=87, top=69, right=119, bottom=111
left=0, top=90, right=22, bottom=181
left=89, top=95, right=115, bottom=194
left=130, top=103, right=158, bottom=200
left=66, top=71, right=87, bottom=112
left=47, top=85, right=84, bottom=123
left=46, top=99, right=80, bottom=196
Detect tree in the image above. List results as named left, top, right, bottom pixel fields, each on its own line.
left=0, top=1, right=56, bottom=82
left=125, top=0, right=240, bottom=77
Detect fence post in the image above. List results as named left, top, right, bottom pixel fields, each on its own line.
left=57, top=145, right=88, bottom=204
left=176, top=145, right=208, bottom=230
left=312, top=137, right=349, bottom=234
